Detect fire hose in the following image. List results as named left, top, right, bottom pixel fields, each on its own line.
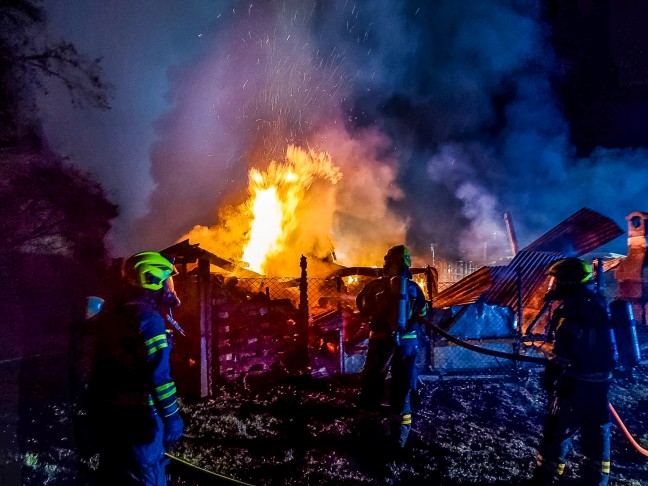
left=421, top=318, right=547, bottom=364
left=422, top=318, right=648, bottom=457
left=608, top=404, right=648, bottom=457
left=165, top=450, right=255, bottom=485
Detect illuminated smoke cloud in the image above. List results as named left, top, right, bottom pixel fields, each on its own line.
left=136, top=1, right=351, bottom=250
left=138, top=0, right=559, bottom=265
left=136, top=0, right=415, bottom=267
left=45, top=1, right=646, bottom=262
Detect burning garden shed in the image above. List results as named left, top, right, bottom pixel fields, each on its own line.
left=162, top=239, right=439, bottom=396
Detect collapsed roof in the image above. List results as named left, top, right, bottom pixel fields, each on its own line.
left=433, top=208, right=624, bottom=313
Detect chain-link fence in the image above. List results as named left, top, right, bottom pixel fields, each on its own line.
left=194, top=273, right=509, bottom=383
left=208, top=275, right=374, bottom=381
left=190, top=270, right=648, bottom=387
left=434, top=261, right=482, bottom=284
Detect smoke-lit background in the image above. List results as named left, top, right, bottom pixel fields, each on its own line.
left=39, top=0, right=648, bottom=265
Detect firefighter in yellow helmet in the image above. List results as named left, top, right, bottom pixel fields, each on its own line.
left=356, top=245, right=427, bottom=449
left=88, top=252, right=184, bottom=485
left=531, top=258, right=616, bottom=486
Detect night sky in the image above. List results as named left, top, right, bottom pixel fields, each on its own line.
left=40, top=0, right=648, bottom=262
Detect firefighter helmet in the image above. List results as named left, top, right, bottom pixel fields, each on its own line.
left=547, top=257, right=593, bottom=285
left=123, top=251, right=178, bottom=291
left=383, top=245, right=411, bottom=276
left=546, top=257, right=593, bottom=299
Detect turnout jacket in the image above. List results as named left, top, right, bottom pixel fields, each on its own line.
left=547, top=286, right=617, bottom=383
left=89, top=297, right=180, bottom=439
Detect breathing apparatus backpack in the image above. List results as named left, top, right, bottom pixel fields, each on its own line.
left=609, top=299, right=642, bottom=378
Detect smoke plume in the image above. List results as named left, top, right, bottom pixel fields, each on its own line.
left=43, top=1, right=647, bottom=267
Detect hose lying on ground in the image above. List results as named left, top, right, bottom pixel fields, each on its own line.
left=421, top=318, right=548, bottom=364
left=424, top=318, right=648, bottom=458
left=165, top=452, right=255, bottom=485
left=608, top=404, right=648, bottom=457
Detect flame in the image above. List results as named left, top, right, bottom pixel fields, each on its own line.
left=241, top=145, right=341, bottom=274
left=181, top=145, right=341, bottom=276
left=413, top=274, right=428, bottom=292
left=242, top=186, right=283, bottom=272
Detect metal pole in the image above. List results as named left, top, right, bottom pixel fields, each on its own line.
left=596, top=257, right=605, bottom=295
left=504, top=210, right=519, bottom=256
left=339, top=328, right=345, bottom=374
left=337, top=275, right=345, bottom=374
left=425, top=265, right=437, bottom=373
left=517, top=268, right=524, bottom=334
left=298, top=255, right=309, bottom=372
left=425, top=265, right=437, bottom=303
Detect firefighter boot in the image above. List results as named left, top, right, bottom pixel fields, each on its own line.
left=529, top=467, right=556, bottom=486
left=529, top=461, right=563, bottom=486
left=580, top=458, right=610, bottom=486
left=394, top=413, right=412, bottom=448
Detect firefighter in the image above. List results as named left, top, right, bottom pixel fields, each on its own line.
left=88, top=251, right=184, bottom=485
left=356, top=245, right=427, bottom=448
left=531, top=257, right=616, bottom=486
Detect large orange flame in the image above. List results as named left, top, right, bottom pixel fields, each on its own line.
left=182, top=145, right=341, bottom=276
left=242, top=145, right=341, bottom=274
left=242, top=185, right=283, bottom=273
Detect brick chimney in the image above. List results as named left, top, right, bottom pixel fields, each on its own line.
left=614, top=211, right=648, bottom=323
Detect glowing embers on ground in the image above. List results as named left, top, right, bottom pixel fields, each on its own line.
left=240, top=145, right=342, bottom=274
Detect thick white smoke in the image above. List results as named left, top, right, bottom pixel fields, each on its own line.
left=42, top=1, right=646, bottom=262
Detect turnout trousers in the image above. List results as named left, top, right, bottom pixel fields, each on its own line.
left=96, top=411, right=168, bottom=486
left=532, top=379, right=611, bottom=486
left=360, top=333, right=418, bottom=447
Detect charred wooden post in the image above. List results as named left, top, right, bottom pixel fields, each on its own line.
left=198, top=257, right=212, bottom=397
left=336, top=275, right=345, bottom=374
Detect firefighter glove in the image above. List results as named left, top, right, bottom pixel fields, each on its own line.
left=163, top=413, right=184, bottom=447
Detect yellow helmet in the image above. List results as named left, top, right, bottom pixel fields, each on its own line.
left=123, top=252, right=178, bottom=291
left=547, top=257, right=593, bottom=285
left=384, top=245, right=411, bottom=268
left=383, top=245, right=412, bottom=277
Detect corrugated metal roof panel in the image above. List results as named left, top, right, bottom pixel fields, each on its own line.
left=433, top=266, right=492, bottom=308
left=432, top=251, right=561, bottom=309
left=484, top=251, right=562, bottom=309
left=522, top=207, right=623, bottom=255
left=432, top=208, right=623, bottom=311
